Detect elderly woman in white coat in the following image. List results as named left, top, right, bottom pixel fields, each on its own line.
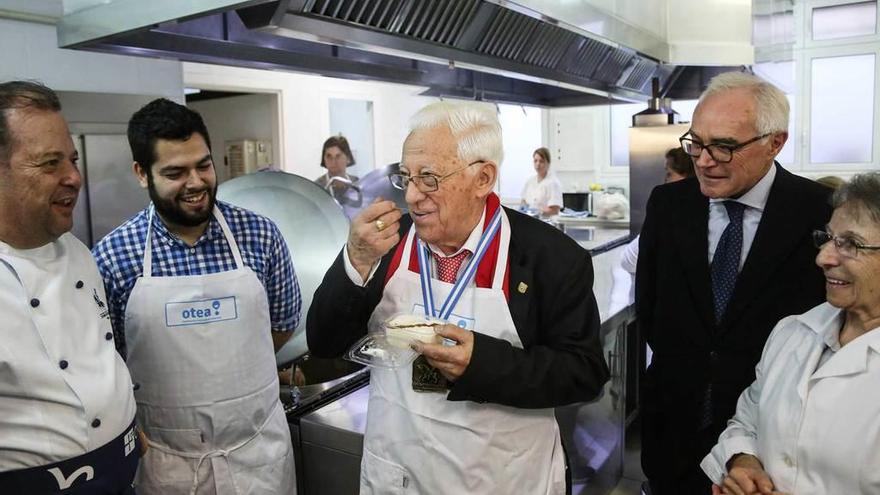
left=701, top=172, right=880, bottom=495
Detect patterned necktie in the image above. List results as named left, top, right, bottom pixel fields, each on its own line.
left=711, top=201, right=746, bottom=324
left=434, top=250, right=471, bottom=283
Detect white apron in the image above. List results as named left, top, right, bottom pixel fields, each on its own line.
left=361, top=207, right=566, bottom=495
left=125, top=206, right=295, bottom=495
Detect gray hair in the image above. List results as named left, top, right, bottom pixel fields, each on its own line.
left=832, top=172, right=880, bottom=225
left=409, top=100, right=504, bottom=170
left=700, top=72, right=789, bottom=136
left=0, top=80, right=61, bottom=165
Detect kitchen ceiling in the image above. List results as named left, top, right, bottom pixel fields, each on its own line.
left=58, top=0, right=712, bottom=106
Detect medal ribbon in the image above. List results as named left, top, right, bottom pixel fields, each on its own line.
left=417, top=207, right=502, bottom=320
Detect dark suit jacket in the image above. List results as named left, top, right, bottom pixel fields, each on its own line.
left=636, top=164, right=832, bottom=484
left=307, top=207, right=609, bottom=409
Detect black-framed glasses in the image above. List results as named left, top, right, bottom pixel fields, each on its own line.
left=813, top=229, right=880, bottom=259
left=679, top=133, right=771, bottom=163
left=389, top=160, right=484, bottom=193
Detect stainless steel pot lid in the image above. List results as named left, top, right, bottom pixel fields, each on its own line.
left=334, top=162, right=407, bottom=219
left=218, top=170, right=350, bottom=366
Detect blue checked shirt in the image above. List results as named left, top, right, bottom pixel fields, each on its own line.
left=92, top=200, right=301, bottom=357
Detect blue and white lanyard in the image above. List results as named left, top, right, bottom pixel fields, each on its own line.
left=417, top=208, right=502, bottom=320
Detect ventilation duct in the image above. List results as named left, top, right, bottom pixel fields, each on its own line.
left=59, top=0, right=686, bottom=106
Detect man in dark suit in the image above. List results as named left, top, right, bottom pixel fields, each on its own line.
left=308, top=100, right=608, bottom=495
left=636, top=72, right=832, bottom=494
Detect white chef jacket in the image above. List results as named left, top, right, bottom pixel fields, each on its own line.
left=0, top=233, right=137, bottom=472
left=701, top=302, right=880, bottom=494
left=521, top=174, right=563, bottom=211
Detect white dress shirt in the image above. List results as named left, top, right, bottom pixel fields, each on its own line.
left=701, top=303, right=880, bottom=493
left=345, top=209, right=486, bottom=287
left=0, top=233, right=136, bottom=471
left=521, top=174, right=563, bottom=210
left=707, top=165, right=776, bottom=269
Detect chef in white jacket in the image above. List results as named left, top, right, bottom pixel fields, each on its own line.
left=701, top=172, right=880, bottom=495
left=0, top=81, right=140, bottom=494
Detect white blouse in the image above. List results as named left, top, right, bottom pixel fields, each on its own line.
left=521, top=174, right=563, bottom=211
left=701, top=302, right=880, bottom=494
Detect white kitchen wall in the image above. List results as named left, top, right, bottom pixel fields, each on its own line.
left=497, top=104, right=544, bottom=201
left=514, top=0, right=752, bottom=65
left=188, top=93, right=279, bottom=183
left=666, top=0, right=754, bottom=65
left=0, top=16, right=182, bottom=100
left=328, top=98, right=376, bottom=179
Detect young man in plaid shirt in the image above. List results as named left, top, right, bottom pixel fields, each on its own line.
left=92, top=99, right=300, bottom=494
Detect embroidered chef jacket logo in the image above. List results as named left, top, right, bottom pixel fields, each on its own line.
left=123, top=428, right=136, bottom=456
left=92, top=288, right=110, bottom=319
left=165, top=296, right=238, bottom=327
left=48, top=465, right=94, bottom=489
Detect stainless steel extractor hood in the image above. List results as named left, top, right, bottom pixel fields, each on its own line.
left=57, top=0, right=700, bottom=106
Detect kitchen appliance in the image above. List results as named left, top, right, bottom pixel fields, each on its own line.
left=629, top=78, right=689, bottom=234
left=62, top=91, right=156, bottom=247
left=217, top=170, right=350, bottom=366
left=225, top=139, right=272, bottom=178
left=563, top=192, right=593, bottom=214
left=331, top=162, right=407, bottom=219
left=58, top=0, right=687, bottom=108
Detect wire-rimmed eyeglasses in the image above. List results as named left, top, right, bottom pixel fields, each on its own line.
left=813, top=229, right=880, bottom=259
left=679, top=133, right=771, bottom=163
left=389, top=160, right=484, bottom=193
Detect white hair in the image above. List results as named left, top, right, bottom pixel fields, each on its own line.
left=408, top=100, right=504, bottom=170
left=700, top=72, right=789, bottom=135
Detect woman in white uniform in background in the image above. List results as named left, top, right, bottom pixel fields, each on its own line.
left=701, top=172, right=880, bottom=494
left=521, top=147, right=563, bottom=216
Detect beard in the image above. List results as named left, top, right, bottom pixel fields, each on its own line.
left=147, top=174, right=217, bottom=228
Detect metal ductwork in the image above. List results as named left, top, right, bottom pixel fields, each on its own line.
left=59, top=0, right=687, bottom=106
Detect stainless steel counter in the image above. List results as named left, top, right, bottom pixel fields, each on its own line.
left=565, top=225, right=632, bottom=256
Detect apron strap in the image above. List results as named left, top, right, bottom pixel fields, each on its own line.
left=143, top=206, right=156, bottom=278
left=416, top=207, right=502, bottom=320
left=145, top=401, right=281, bottom=495
left=212, top=206, right=245, bottom=269
left=142, top=205, right=244, bottom=278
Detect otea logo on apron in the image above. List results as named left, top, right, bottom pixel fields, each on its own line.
left=164, top=296, right=238, bottom=327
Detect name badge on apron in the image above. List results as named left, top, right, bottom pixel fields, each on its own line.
left=412, top=208, right=502, bottom=393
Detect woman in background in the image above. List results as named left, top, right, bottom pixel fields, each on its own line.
left=315, top=135, right=358, bottom=189
left=521, top=147, right=563, bottom=216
